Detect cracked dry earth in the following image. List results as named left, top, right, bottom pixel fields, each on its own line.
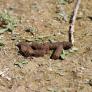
left=0, top=0, right=92, bottom=92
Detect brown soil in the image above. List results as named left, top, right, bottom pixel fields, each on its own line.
left=0, top=0, right=92, bottom=92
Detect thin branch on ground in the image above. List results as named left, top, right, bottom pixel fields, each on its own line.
left=68, top=0, right=81, bottom=44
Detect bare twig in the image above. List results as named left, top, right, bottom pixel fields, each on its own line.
left=68, top=0, right=81, bottom=44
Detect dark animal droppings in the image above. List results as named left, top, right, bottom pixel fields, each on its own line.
left=17, top=41, right=72, bottom=60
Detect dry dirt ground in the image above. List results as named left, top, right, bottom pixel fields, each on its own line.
left=0, top=0, right=92, bottom=92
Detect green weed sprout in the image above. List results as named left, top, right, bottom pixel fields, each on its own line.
left=0, top=10, right=18, bottom=34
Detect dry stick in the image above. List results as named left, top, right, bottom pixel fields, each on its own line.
left=68, top=0, right=81, bottom=44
